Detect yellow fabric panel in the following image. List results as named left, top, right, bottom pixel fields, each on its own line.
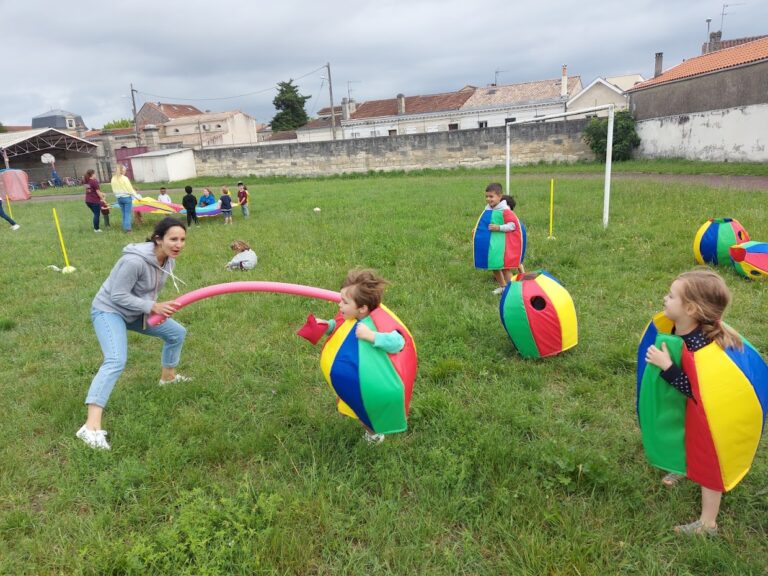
left=651, top=312, right=674, bottom=334
left=696, top=344, right=764, bottom=491
left=319, top=319, right=355, bottom=389
left=693, top=222, right=708, bottom=264
left=336, top=398, right=358, bottom=419
left=538, top=275, right=578, bottom=351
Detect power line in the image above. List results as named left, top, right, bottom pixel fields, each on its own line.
left=135, top=64, right=327, bottom=102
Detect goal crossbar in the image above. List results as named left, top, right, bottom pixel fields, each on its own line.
left=505, top=104, right=615, bottom=228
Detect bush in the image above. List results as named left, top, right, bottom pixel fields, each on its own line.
left=582, top=109, right=640, bottom=161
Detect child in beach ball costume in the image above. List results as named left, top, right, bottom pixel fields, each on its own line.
left=729, top=241, right=768, bottom=280
left=693, top=218, right=749, bottom=266
left=473, top=182, right=526, bottom=294
left=638, top=269, right=768, bottom=535
left=298, top=269, right=417, bottom=444
left=499, top=271, right=577, bottom=359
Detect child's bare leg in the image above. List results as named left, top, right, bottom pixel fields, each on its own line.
left=518, top=264, right=526, bottom=274
left=700, top=487, right=722, bottom=528
left=492, top=270, right=506, bottom=287
left=502, top=269, right=513, bottom=284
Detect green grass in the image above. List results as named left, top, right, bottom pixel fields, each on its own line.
left=2, top=171, right=768, bottom=574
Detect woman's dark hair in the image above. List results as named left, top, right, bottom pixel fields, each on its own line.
left=147, top=217, right=186, bottom=244
left=501, top=194, right=516, bottom=210
left=84, top=169, right=96, bottom=181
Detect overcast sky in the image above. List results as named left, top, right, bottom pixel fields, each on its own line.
left=2, top=0, right=766, bottom=129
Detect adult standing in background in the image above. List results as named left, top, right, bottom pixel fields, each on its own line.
left=84, top=169, right=106, bottom=232
left=111, top=164, right=142, bottom=232
left=237, top=182, right=250, bottom=217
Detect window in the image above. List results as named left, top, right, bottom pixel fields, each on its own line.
left=215, top=124, right=222, bottom=128
left=66, top=118, right=75, bottom=129
left=504, top=117, right=516, bottom=124
left=350, top=132, right=360, bottom=138
left=478, top=121, right=488, bottom=128
left=371, top=129, right=379, bottom=137
left=448, top=123, right=459, bottom=131
left=388, top=129, right=397, bottom=136
left=174, top=128, right=180, bottom=133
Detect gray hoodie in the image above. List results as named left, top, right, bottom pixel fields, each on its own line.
left=484, top=199, right=517, bottom=232
left=92, top=242, right=181, bottom=323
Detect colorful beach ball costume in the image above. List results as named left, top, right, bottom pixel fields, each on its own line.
left=693, top=218, right=749, bottom=266
left=637, top=312, right=768, bottom=492
left=499, top=271, right=578, bottom=359
left=730, top=241, right=768, bottom=280
left=320, top=307, right=417, bottom=434
left=473, top=208, right=526, bottom=270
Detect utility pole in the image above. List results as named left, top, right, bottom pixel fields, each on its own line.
left=130, top=83, right=140, bottom=145
left=494, top=69, right=506, bottom=86
left=326, top=62, right=337, bottom=141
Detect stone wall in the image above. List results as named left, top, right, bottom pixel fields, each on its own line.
left=194, top=119, right=592, bottom=177
left=635, top=103, right=768, bottom=162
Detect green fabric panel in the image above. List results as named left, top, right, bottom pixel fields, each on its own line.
left=638, top=333, right=687, bottom=474
left=717, top=227, right=737, bottom=265
left=487, top=211, right=506, bottom=270
left=357, top=317, right=407, bottom=433
left=501, top=282, right=539, bottom=358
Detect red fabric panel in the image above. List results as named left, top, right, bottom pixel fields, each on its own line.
left=502, top=211, right=523, bottom=268
left=370, top=307, right=417, bottom=413
left=682, top=347, right=725, bottom=491
left=522, top=279, right=562, bottom=357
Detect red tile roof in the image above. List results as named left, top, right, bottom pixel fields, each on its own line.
left=2, top=125, right=34, bottom=132
left=350, top=89, right=475, bottom=120
left=630, top=36, right=768, bottom=91
left=155, top=102, right=204, bottom=118
left=702, top=35, right=768, bottom=54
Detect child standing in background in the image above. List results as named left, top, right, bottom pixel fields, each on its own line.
left=100, top=200, right=111, bottom=228
left=219, top=186, right=233, bottom=225
left=182, top=186, right=198, bottom=226
left=225, top=240, right=257, bottom=270
left=237, top=182, right=250, bottom=218
left=474, top=182, right=525, bottom=295
left=157, top=187, right=172, bottom=203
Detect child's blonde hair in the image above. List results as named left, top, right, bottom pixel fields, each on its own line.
left=221, top=186, right=230, bottom=195
left=676, top=268, right=742, bottom=350
left=230, top=240, right=250, bottom=252
left=342, top=268, right=389, bottom=312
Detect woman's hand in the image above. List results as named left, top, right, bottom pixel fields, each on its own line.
left=488, top=224, right=500, bottom=231
left=646, top=342, right=673, bottom=370
left=151, top=300, right=180, bottom=318
left=355, top=323, right=376, bottom=343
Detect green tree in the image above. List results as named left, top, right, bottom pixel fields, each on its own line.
left=582, top=109, right=640, bottom=161
left=103, top=118, right=134, bottom=129
left=0, top=121, right=6, bottom=133
left=270, top=80, right=310, bottom=131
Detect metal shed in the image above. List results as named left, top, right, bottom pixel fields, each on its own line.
left=129, top=148, right=197, bottom=183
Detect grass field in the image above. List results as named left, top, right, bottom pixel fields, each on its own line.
left=1, top=169, right=767, bottom=574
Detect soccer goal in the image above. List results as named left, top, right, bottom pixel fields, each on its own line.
left=505, top=104, right=615, bottom=228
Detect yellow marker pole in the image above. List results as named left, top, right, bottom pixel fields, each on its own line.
left=5, top=194, right=12, bottom=219
left=53, top=208, right=72, bottom=269
left=548, top=178, right=556, bottom=240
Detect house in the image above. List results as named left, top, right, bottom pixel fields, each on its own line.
left=31, top=109, right=87, bottom=135
left=567, top=74, right=644, bottom=116
left=295, top=67, right=583, bottom=142
left=628, top=36, right=768, bottom=161
left=135, top=102, right=204, bottom=128
left=702, top=31, right=768, bottom=54
left=160, top=110, right=262, bottom=148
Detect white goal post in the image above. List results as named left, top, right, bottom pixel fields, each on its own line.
left=505, top=104, right=615, bottom=228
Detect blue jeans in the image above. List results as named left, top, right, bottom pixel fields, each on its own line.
left=0, top=200, right=16, bottom=226
left=85, top=308, right=187, bottom=407
left=117, top=196, right=133, bottom=231
left=86, top=202, right=102, bottom=230
left=240, top=204, right=249, bottom=217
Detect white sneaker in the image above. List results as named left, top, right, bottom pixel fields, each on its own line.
left=94, top=229, right=102, bottom=233
left=364, top=431, right=385, bottom=444
left=492, top=287, right=505, bottom=295
left=76, top=424, right=111, bottom=450
left=159, top=373, right=192, bottom=386
left=11, top=224, right=20, bottom=231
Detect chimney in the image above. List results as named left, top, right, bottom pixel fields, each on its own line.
left=709, top=30, right=722, bottom=52
left=397, top=93, right=406, bottom=115
left=143, top=124, right=160, bottom=151
left=341, top=97, right=350, bottom=121
left=348, top=98, right=357, bottom=115
left=654, top=52, right=663, bottom=78
left=560, top=65, right=568, bottom=97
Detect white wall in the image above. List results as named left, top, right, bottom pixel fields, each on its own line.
left=636, top=103, right=768, bottom=162
left=132, top=150, right=196, bottom=182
